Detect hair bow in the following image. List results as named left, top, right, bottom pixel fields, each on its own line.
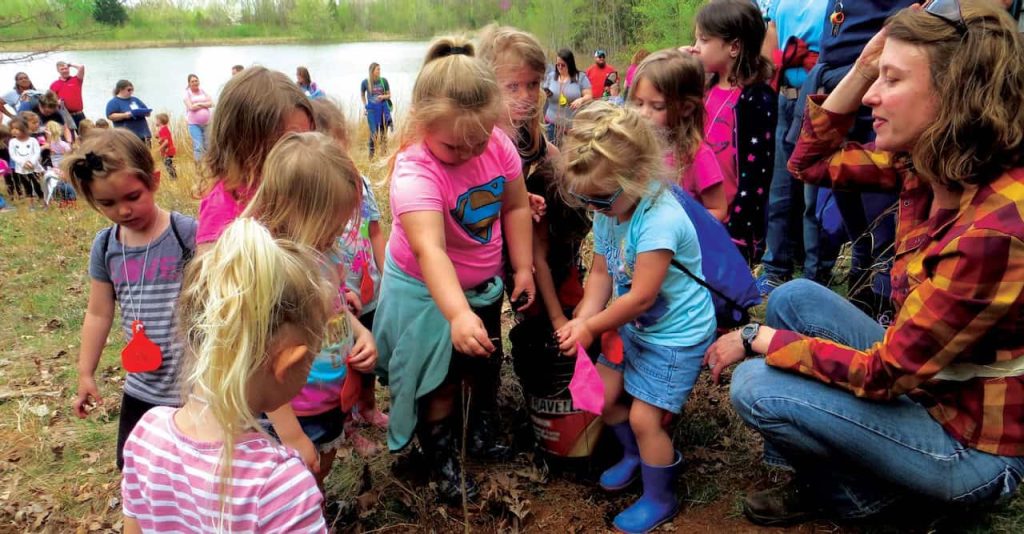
left=73, top=151, right=104, bottom=181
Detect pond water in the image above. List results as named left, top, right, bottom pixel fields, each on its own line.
left=1, top=41, right=429, bottom=123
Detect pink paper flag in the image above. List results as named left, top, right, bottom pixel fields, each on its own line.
left=569, top=343, right=605, bottom=415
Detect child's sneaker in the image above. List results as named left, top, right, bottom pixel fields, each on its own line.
left=347, top=429, right=380, bottom=457
left=755, top=273, right=786, bottom=297
left=352, top=407, right=389, bottom=429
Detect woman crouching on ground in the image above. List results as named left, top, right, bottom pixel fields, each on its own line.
left=705, top=0, right=1024, bottom=526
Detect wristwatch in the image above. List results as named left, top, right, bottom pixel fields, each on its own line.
left=740, top=322, right=761, bottom=357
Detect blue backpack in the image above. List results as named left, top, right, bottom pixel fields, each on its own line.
left=668, top=184, right=760, bottom=327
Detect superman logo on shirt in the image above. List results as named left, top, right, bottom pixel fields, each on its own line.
left=451, top=176, right=505, bottom=244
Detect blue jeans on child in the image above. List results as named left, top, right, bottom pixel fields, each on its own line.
left=730, top=279, right=1024, bottom=518
left=187, top=123, right=207, bottom=162
left=760, top=92, right=836, bottom=283
left=599, top=327, right=711, bottom=414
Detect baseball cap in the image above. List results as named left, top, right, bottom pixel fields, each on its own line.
left=594, top=49, right=606, bottom=58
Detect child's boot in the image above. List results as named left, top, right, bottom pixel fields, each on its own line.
left=600, top=422, right=640, bottom=491
left=612, top=451, right=682, bottom=534
left=416, top=418, right=479, bottom=504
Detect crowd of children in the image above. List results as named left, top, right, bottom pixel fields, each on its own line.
left=1, top=0, right=1016, bottom=531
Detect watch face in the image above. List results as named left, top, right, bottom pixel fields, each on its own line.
left=741, top=324, right=757, bottom=340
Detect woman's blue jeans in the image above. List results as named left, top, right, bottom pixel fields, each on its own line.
left=188, top=123, right=207, bottom=162
left=730, top=279, right=1024, bottom=518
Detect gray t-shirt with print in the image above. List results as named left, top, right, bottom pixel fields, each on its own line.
left=88, top=212, right=196, bottom=406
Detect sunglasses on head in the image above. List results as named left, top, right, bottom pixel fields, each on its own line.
left=570, top=187, right=624, bottom=211
left=925, top=0, right=967, bottom=34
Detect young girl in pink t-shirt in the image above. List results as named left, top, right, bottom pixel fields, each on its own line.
left=239, top=132, right=375, bottom=490
left=630, top=48, right=727, bottom=221
left=121, top=218, right=330, bottom=533
left=374, top=35, right=535, bottom=504
left=195, top=66, right=315, bottom=252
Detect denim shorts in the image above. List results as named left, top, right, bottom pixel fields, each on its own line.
left=261, top=407, right=346, bottom=453
left=598, top=327, right=712, bottom=414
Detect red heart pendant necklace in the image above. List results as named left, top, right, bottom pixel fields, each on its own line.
left=120, top=227, right=163, bottom=373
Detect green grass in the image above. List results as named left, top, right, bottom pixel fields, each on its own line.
left=0, top=118, right=1021, bottom=532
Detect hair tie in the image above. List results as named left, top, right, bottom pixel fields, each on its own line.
left=73, top=151, right=104, bottom=181
left=448, top=46, right=468, bottom=56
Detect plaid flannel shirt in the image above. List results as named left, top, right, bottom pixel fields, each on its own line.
left=775, top=95, right=1024, bottom=457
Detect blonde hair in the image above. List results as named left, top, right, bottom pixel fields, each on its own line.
left=155, top=112, right=170, bottom=125
left=241, top=132, right=361, bottom=253
left=311, top=98, right=350, bottom=150
left=199, top=66, right=314, bottom=197
left=559, top=101, right=666, bottom=207
left=886, top=0, right=1024, bottom=186
left=477, top=24, right=547, bottom=157
left=44, top=121, right=63, bottom=144
left=77, top=119, right=95, bottom=139
left=177, top=217, right=332, bottom=517
left=387, top=35, right=504, bottom=176
left=63, top=129, right=156, bottom=210
left=631, top=49, right=706, bottom=167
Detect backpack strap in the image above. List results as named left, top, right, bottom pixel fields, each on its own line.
left=669, top=257, right=747, bottom=315
left=639, top=196, right=748, bottom=316
left=168, top=212, right=194, bottom=264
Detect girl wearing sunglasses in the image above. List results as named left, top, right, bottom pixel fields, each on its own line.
left=555, top=102, right=716, bottom=533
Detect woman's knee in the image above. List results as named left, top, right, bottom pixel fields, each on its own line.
left=729, top=359, right=771, bottom=423
left=765, top=278, right=823, bottom=329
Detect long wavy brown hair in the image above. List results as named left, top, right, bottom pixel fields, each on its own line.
left=477, top=24, right=547, bottom=159
left=199, top=66, right=315, bottom=197
left=887, top=0, right=1024, bottom=186
left=631, top=48, right=706, bottom=168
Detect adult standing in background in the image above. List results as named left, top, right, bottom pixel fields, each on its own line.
left=755, top=0, right=831, bottom=296
left=50, top=61, right=86, bottom=127
left=2, top=73, right=39, bottom=120
left=542, top=49, right=591, bottom=145
left=105, top=80, right=152, bottom=143
left=296, top=66, right=325, bottom=100
left=184, top=74, right=214, bottom=162
left=360, top=62, right=392, bottom=158
left=585, top=49, right=615, bottom=98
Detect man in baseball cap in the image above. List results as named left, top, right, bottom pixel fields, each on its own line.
left=586, top=49, right=615, bottom=99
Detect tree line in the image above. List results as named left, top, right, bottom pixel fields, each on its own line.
left=3, top=0, right=707, bottom=60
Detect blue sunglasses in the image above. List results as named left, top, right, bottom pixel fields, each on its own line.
left=570, top=187, right=624, bottom=211
left=925, top=0, right=967, bottom=34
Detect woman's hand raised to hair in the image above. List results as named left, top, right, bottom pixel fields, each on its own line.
left=854, top=27, right=889, bottom=82
left=450, top=310, right=495, bottom=357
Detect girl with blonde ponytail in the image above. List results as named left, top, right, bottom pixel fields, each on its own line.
left=375, top=34, right=535, bottom=503
left=241, top=131, right=376, bottom=491
left=120, top=218, right=331, bottom=533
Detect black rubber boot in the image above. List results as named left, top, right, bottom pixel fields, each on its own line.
left=416, top=419, right=479, bottom=504
left=467, top=408, right=512, bottom=461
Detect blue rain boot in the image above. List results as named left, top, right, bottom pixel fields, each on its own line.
left=612, top=451, right=682, bottom=534
left=599, top=422, right=640, bottom=491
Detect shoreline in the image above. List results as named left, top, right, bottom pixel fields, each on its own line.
left=0, top=33, right=414, bottom=53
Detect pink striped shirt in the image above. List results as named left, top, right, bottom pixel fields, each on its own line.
left=121, top=406, right=326, bottom=533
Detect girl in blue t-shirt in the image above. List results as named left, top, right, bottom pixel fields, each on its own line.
left=556, top=102, right=716, bottom=534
